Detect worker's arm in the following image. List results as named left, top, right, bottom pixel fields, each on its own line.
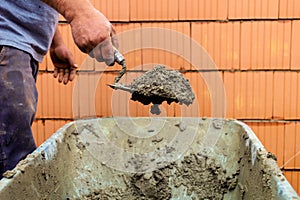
left=41, top=0, right=116, bottom=65
left=50, top=29, right=77, bottom=84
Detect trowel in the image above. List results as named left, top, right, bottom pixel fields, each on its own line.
left=107, top=48, right=137, bottom=93
left=107, top=63, right=196, bottom=115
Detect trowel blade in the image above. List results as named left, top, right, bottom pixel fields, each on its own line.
left=107, top=83, right=135, bottom=93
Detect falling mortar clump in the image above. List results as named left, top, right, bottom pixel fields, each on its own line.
left=129, top=65, right=195, bottom=113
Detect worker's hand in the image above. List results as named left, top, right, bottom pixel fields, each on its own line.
left=50, top=44, right=77, bottom=84
left=69, top=8, right=118, bottom=66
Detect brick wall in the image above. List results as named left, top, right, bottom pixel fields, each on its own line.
left=33, top=0, right=300, bottom=194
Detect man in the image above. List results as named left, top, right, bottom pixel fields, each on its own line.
left=0, top=0, right=117, bottom=177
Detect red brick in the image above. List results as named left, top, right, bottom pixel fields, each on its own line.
left=229, top=0, right=278, bottom=19
left=192, top=22, right=240, bottom=70
left=241, top=21, right=291, bottom=70
left=279, top=0, right=300, bottom=18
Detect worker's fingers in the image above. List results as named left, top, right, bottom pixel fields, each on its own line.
left=63, top=68, right=70, bottom=85
left=101, top=37, right=114, bottom=66
left=53, top=67, right=77, bottom=84
left=91, top=44, right=104, bottom=62
left=53, top=67, right=59, bottom=78
left=90, top=37, right=115, bottom=66
left=69, top=64, right=78, bottom=82
left=89, top=50, right=95, bottom=58
left=58, top=68, right=64, bottom=83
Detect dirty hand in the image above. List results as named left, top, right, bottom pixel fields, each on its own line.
left=50, top=44, right=77, bottom=85
left=41, top=0, right=118, bottom=65
left=69, top=8, right=119, bottom=66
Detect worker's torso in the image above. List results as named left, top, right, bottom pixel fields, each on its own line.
left=0, top=0, right=59, bottom=62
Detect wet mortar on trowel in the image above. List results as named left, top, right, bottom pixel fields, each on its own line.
left=113, top=65, right=195, bottom=115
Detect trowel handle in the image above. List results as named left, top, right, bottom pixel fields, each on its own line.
left=113, top=47, right=125, bottom=65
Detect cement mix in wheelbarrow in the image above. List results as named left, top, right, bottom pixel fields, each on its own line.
left=0, top=118, right=298, bottom=200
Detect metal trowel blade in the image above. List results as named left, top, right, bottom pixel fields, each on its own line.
left=107, top=84, right=135, bottom=93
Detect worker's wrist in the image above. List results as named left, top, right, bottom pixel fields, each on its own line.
left=41, top=0, right=95, bottom=23
left=51, top=29, right=64, bottom=49
left=59, top=0, right=95, bottom=23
